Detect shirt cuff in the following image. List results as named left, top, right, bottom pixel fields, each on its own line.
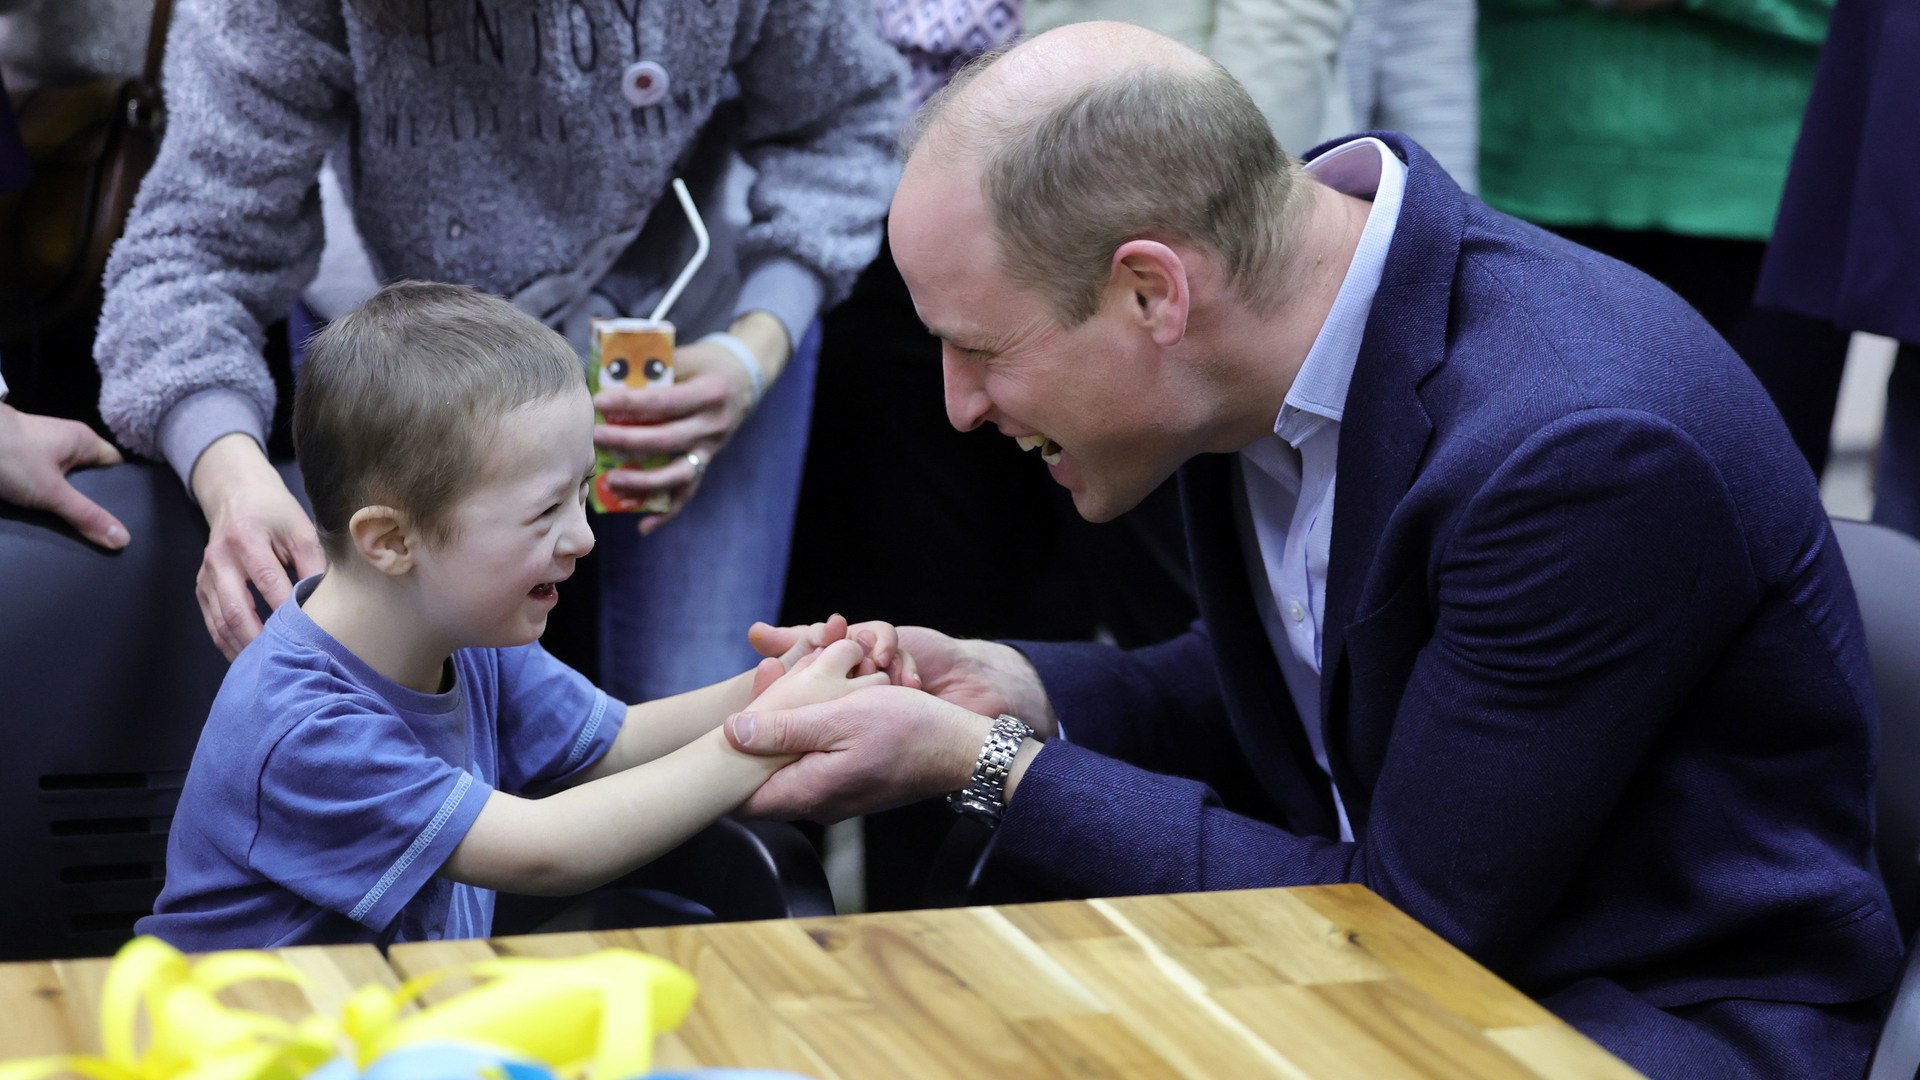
left=734, top=257, right=825, bottom=355
left=157, top=388, right=270, bottom=495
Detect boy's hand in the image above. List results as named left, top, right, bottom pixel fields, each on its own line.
left=747, top=639, right=891, bottom=713
left=750, top=614, right=919, bottom=687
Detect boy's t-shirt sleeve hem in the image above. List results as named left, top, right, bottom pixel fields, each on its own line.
left=557, top=690, right=623, bottom=781
left=249, top=696, right=495, bottom=934
left=347, top=770, right=493, bottom=933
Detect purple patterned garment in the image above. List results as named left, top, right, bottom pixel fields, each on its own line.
left=875, top=0, right=1021, bottom=106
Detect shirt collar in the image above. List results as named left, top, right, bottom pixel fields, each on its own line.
left=1272, top=136, right=1407, bottom=446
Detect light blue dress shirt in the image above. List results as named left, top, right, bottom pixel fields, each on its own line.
left=1234, top=136, right=1407, bottom=842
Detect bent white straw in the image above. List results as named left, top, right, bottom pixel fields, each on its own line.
left=649, top=178, right=710, bottom=323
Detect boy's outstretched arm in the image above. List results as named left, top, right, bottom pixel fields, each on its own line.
left=441, top=640, right=885, bottom=896
left=575, top=614, right=908, bottom=782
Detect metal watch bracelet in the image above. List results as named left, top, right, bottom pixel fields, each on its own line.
left=949, top=714, right=1036, bottom=828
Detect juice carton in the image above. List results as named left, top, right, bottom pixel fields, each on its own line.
left=590, top=317, right=676, bottom=514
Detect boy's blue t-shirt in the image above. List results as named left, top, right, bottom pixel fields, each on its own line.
left=139, top=576, right=625, bottom=951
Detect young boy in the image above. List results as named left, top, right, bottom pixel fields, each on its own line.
left=139, top=281, right=885, bottom=949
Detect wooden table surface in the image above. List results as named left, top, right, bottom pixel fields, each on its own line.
left=0, top=886, right=1643, bottom=1078
left=0, top=942, right=396, bottom=1058
left=387, top=885, right=1645, bottom=1080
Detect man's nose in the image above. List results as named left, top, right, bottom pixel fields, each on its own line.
left=942, top=348, right=989, bottom=433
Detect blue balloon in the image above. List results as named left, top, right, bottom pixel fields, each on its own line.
left=304, top=1043, right=559, bottom=1080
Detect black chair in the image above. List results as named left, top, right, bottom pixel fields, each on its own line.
left=0, top=462, right=829, bottom=960
left=1831, top=518, right=1920, bottom=1080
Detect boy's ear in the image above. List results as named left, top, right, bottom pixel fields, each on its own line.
left=347, top=505, right=415, bottom=575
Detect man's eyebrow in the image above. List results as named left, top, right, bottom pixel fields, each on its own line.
left=929, top=326, right=989, bottom=351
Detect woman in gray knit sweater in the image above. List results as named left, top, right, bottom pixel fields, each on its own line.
left=94, top=0, right=907, bottom=699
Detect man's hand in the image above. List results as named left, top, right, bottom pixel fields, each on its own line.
left=727, top=684, right=993, bottom=821
left=190, top=433, right=326, bottom=660
left=0, top=403, right=130, bottom=550
left=752, top=622, right=1055, bottom=736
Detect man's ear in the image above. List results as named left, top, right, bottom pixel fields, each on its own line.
left=347, top=505, right=415, bottom=576
left=1109, top=239, right=1190, bottom=348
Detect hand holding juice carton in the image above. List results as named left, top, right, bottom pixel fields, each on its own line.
left=590, top=317, right=677, bottom=514
left=590, top=177, right=709, bottom=517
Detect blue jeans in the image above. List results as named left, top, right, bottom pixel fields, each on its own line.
left=593, top=322, right=821, bottom=703
left=1875, top=343, right=1920, bottom=539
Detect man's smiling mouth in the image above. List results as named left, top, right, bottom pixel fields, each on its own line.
left=1014, top=434, right=1063, bottom=466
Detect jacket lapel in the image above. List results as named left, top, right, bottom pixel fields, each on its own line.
left=1314, top=134, right=1463, bottom=832
left=1178, top=455, right=1339, bottom=838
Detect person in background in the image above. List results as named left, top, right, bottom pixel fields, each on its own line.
left=0, top=65, right=129, bottom=549
left=1756, top=0, right=1920, bottom=535
left=92, top=0, right=907, bottom=704
left=1478, top=0, right=1845, bottom=473
left=1021, top=0, right=1477, bottom=190
left=0, top=0, right=151, bottom=91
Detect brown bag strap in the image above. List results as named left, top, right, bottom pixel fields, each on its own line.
left=143, top=0, right=176, bottom=89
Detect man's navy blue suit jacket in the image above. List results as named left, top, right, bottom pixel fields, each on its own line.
left=989, top=133, right=1903, bottom=1077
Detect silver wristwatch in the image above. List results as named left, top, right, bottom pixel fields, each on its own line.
left=949, top=714, right=1036, bottom=828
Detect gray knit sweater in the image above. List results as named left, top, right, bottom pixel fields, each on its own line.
left=96, top=0, right=907, bottom=482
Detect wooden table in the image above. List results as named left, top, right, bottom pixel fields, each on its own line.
left=0, top=943, right=397, bottom=1057
left=389, top=885, right=1644, bottom=1079
left=0, top=886, right=1642, bottom=1078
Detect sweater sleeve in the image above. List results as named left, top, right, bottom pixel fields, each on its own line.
left=726, top=0, right=909, bottom=342
left=94, top=0, right=351, bottom=483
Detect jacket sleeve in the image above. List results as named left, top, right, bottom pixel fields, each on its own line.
left=991, top=410, right=1759, bottom=970
left=94, top=0, right=351, bottom=484
left=1010, top=623, right=1248, bottom=785
left=725, top=0, right=909, bottom=343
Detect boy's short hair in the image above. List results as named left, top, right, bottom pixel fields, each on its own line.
left=294, top=281, right=586, bottom=558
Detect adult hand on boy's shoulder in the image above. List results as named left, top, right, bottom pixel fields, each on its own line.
left=190, top=433, right=326, bottom=661
left=0, top=403, right=130, bottom=550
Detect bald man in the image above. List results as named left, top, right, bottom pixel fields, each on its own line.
left=734, top=24, right=1900, bottom=1076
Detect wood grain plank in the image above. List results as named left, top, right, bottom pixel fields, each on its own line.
left=1211, top=982, right=1541, bottom=1079
left=394, top=930, right=837, bottom=1078
left=1101, top=890, right=1396, bottom=986
left=1039, top=934, right=1316, bottom=1079
left=0, top=961, right=99, bottom=1058
left=0, top=945, right=399, bottom=1061
left=1293, top=885, right=1559, bottom=1029
left=785, top=911, right=1076, bottom=1078
left=1013, top=1014, right=1187, bottom=1079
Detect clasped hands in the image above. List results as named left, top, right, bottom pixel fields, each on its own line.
left=727, top=613, right=1060, bottom=822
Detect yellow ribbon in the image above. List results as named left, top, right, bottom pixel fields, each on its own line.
left=0, top=937, right=697, bottom=1080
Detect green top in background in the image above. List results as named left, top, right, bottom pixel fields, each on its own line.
left=1478, top=0, right=1831, bottom=241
